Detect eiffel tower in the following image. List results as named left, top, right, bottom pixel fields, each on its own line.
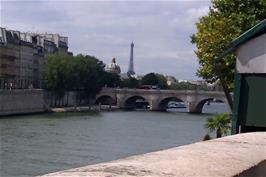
left=127, top=42, right=135, bottom=77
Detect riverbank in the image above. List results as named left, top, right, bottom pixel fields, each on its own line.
left=51, top=105, right=119, bottom=113
left=0, top=89, right=45, bottom=116
left=1, top=89, right=229, bottom=116
left=39, top=132, right=266, bottom=177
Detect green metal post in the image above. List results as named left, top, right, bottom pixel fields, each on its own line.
left=232, top=73, right=242, bottom=134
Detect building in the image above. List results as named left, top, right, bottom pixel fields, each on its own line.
left=19, top=32, right=69, bottom=56
left=165, top=75, right=176, bottom=86
left=105, top=57, right=121, bottom=74
left=0, top=27, right=71, bottom=89
left=0, top=29, right=22, bottom=88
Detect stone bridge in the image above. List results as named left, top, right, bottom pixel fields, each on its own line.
left=95, top=88, right=228, bottom=113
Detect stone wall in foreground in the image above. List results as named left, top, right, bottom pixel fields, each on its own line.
left=0, top=89, right=46, bottom=116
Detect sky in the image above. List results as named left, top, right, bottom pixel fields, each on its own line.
left=0, top=0, right=211, bottom=80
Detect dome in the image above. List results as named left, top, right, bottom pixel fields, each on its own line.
left=105, top=57, right=121, bottom=74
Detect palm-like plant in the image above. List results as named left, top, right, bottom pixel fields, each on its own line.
left=205, top=113, right=231, bottom=138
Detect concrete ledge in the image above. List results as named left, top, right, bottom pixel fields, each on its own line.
left=38, top=132, right=266, bottom=177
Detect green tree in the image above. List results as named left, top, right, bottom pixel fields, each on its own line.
left=205, top=113, right=231, bottom=138
left=192, top=0, right=266, bottom=108
left=102, top=72, right=121, bottom=88
left=169, top=82, right=210, bottom=91
left=141, top=73, right=168, bottom=89
left=192, top=0, right=266, bottom=86
left=169, top=82, right=196, bottom=90
left=43, top=54, right=106, bottom=107
left=141, top=73, right=158, bottom=85
left=156, top=74, right=168, bottom=89
left=73, top=54, right=106, bottom=104
left=120, top=77, right=139, bottom=88
left=43, top=54, right=74, bottom=98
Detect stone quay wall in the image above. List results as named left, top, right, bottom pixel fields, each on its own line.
left=39, top=132, right=266, bottom=177
left=0, top=90, right=101, bottom=116
left=44, top=91, right=86, bottom=108
left=0, top=89, right=46, bottom=116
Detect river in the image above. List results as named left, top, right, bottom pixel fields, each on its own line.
left=0, top=103, right=229, bottom=177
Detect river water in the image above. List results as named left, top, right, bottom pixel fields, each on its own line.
left=0, top=103, right=229, bottom=177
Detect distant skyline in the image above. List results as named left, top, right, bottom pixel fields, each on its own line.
left=1, top=0, right=211, bottom=80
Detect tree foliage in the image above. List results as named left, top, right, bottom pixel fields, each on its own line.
left=141, top=73, right=158, bottom=85
left=205, top=113, right=231, bottom=138
left=120, top=77, right=139, bottom=88
left=169, top=82, right=198, bottom=90
left=102, top=72, right=121, bottom=88
left=43, top=54, right=106, bottom=102
left=73, top=54, right=106, bottom=102
left=141, top=73, right=168, bottom=89
left=191, top=0, right=266, bottom=89
left=42, top=54, right=74, bottom=97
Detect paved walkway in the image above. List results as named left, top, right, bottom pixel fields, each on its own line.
left=38, top=132, right=266, bottom=177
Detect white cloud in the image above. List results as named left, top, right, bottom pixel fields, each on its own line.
left=1, top=0, right=211, bottom=79
left=170, top=5, right=209, bottom=29
left=84, top=34, right=127, bottom=45
left=188, top=6, right=209, bottom=18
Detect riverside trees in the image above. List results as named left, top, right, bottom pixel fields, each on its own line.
left=42, top=54, right=74, bottom=98
left=191, top=0, right=266, bottom=89
left=191, top=0, right=266, bottom=110
left=43, top=54, right=110, bottom=105
left=119, top=73, right=167, bottom=89
left=141, top=73, right=168, bottom=89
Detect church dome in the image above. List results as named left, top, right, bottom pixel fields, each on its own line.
left=105, top=57, right=121, bottom=74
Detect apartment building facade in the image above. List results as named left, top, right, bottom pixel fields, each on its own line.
left=0, top=28, right=71, bottom=89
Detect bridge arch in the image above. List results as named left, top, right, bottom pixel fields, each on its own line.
left=95, top=95, right=116, bottom=105
left=157, top=97, right=186, bottom=111
left=123, top=95, right=150, bottom=110
left=192, top=97, right=226, bottom=113
left=95, top=88, right=227, bottom=113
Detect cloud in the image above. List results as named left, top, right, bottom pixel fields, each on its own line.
left=188, top=6, right=210, bottom=18
left=170, top=5, right=209, bottom=32
left=1, top=0, right=211, bottom=80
